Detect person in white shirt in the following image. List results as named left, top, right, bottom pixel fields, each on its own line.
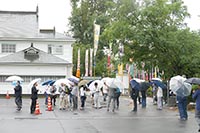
left=93, top=82, right=101, bottom=109
left=102, top=82, right=109, bottom=102
left=157, top=86, right=163, bottom=110
left=80, top=85, right=87, bottom=110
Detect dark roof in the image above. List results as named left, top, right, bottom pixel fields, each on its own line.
left=0, top=10, right=74, bottom=41
left=0, top=45, right=71, bottom=65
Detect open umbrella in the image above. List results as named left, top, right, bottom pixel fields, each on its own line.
left=130, top=79, right=140, bottom=90
left=103, top=78, right=124, bottom=90
left=78, top=80, right=90, bottom=87
left=88, top=80, right=103, bottom=91
left=42, top=80, right=54, bottom=86
left=152, top=78, right=162, bottom=81
left=28, top=78, right=41, bottom=88
left=101, top=77, right=111, bottom=83
left=133, top=78, right=145, bottom=83
left=140, top=82, right=150, bottom=91
left=86, top=80, right=94, bottom=87
left=49, top=80, right=56, bottom=86
left=170, top=75, right=192, bottom=97
left=151, top=80, right=167, bottom=89
left=5, top=75, right=24, bottom=82
left=68, top=77, right=79, bottom=84
left=53, top=78, right=72, bottom=88
left=185, top=77, right=200, bottom=85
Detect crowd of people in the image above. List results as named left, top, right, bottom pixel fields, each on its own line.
left=12, top=77, right=200, bottom=132
left=13, top=79, right=123, bottom=114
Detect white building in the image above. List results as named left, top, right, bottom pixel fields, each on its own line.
left=0, top=8, right=75, bottom=94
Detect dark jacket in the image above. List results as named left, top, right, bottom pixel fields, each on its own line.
left=130, top=88, right=139, bottom=100
left=31, top=86, right=38, bottom=99
left=14, top=85, right=22, bottom=97
left=192, top=89, right=200, bottom=111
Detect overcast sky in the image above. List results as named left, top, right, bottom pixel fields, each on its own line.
left=0, top=0, right=199, bottom=33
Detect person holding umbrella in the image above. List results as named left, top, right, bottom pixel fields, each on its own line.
left=130, top=79, right=140, bottom=112
left=93, top=82, right=101, bottom=109
left=106, top=84, right=117, bottom=112
left=30, top=82, right=39, bottom=114
left=192, top=85, right=200, bottom=132
left=80, top=85, right=87, bottom=110
left=156, top=86, right=163, bottom=110
left=140, top=82, right=150, bottom=108
left=14, top=81, right=22, bottom=111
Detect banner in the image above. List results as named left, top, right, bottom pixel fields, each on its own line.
left=76, top=49, right=80, bottom=78
left=107, top=43, right=112, bottom=69
left=154, top=66, right=157, bottom=78
left=118, top=63, right=123, bottom=76
left=85, top=49, right=89, bottom=76
left=93, top=24, right=100, bottom=56
left=89, top=48, right=93, bottom=76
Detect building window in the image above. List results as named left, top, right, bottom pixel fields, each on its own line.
left=1, top=44, right=16, bottom=53
left=48, top=44, right=63, bottom=55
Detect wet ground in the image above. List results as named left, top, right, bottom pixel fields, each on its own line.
left=0, top=96, right=198, bottom=133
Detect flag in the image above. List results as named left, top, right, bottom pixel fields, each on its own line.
left=76, top=49, right=80, bottom=78
left=154, top=67, right=157, bottom=78
left=93, top=24, right=100, bottom=56
left=118, top=63, right=123, bottom=76
left=107, top=43, right=112, bottom=69
left=85, top=49, right=89, bottom=76
left=89, top=48, right=93, bottom=76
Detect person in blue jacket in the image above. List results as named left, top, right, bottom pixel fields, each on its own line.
left=192, top=85, right=200, bottom=132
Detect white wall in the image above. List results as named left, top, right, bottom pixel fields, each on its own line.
left=0, top=40, right=73, bottom=63
left=0, top=65, right=71, bottom=76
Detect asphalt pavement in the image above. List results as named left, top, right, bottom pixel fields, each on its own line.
left=0, top=96, right=198, bottom=133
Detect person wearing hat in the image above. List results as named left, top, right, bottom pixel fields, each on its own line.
left=14, top=81, right=22, bottom=111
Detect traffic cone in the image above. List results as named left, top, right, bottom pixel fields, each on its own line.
left=6, top=90, right=10, bottom=99
left=34, top=100, right=42, bottom=115
left=46, top=96, right=53, bottom=111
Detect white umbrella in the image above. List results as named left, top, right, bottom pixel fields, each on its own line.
left=104, top=78, right=124, bottom=90
left=152, top=78, right=162, bottom=81
left=5, top=75, right=24, bottom=82
left=88, top=80, right=103, bottom=92
left=53, top=78, right=73, bottom=88
left=169, top=75, right=192, bottom=97
left=28, top=78, right=41, bottom=88
left=101, top=77, right=111, bottom=83
left=133, top=78, right=145, bottom=83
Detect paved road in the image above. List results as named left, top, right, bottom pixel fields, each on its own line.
left=0, top=96, right=197, bottom=133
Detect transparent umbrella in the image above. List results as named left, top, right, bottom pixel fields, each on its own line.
left=5, top=75, right=24, bottom=82
left=169, top=75, right=192, bottom=97
left=88, top=80, right=103, bottom=92
left=103, top=78, right=124, bottom=90
left=28, top=78, right=41, bottom=88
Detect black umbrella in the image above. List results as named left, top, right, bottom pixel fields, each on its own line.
left=140, top=82, right=150, bottom=91
left=130, top=79, right=140, bottom=90
left=150, top=80, right=167, bottom=89
left=185, top=77, right=200, bottom=85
